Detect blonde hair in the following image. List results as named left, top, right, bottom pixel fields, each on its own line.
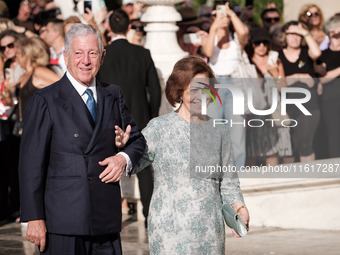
left=298, top=4, right=324, bottom=29
left=64, top=16, right=82, bottom=27
left=0, top=18, right=15, bottom=33
left=16, top=37, right=50, bottom=68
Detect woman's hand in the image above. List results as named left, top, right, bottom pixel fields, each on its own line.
left=4, top=76, right=17, bottom=93
left=115, top=125, right=131, bottom=149
left=210, top=11, right=229, bottom=31
left=286, top=23, right=309, bottom=37
left=267, top=62, right=280, bottom=78
left=231, top=203, right=250, bottom=237
left=225, top=2, right=235, bottom=18
left=82, top=8, right=96, bottom=26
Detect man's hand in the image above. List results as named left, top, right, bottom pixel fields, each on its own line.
left=26, top=219, right=47, bottom=252
left=99, top=154, right=127, bottom=183
left=115, top=125, right=131, bottom=149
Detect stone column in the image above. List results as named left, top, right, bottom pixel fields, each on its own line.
left=141, top=0, right=188, bottom=115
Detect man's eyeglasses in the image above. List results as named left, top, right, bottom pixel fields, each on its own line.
left=0, top=42, right=15, bottom=53
left=306, top=11, right=319, bottom=18
left=254, top=40, right=269, bottom=47
left=264, top=17, right=280, bottom=23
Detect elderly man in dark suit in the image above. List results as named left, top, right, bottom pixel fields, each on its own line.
left=97, top=9, right=161, bottom=227
left=18, top=23, right=146, bottom=255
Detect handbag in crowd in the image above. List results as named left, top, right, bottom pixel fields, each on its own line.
left=222, top=203, right=247, bottom=237
left=12, top=97, right=23, bottom=137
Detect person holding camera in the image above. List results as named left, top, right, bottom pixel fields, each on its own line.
left=202, top=1, right=249, bottom=171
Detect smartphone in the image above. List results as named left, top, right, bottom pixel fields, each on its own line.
left=84, top=0, right=92, bottom=13
left=183, top=33, right=202, bottom=44
left=267, top=51, right=279, bottom=65
left=216, top=5, right=227, bottom=18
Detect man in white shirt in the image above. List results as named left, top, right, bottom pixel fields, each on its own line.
left=40, top=18, right=67, bottom=75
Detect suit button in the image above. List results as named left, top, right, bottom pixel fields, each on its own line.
left=74, top=133, right=79, bottom=138
left=87, top=176, right=93, bottom=181
left=84, top=154, right=88, bottom=158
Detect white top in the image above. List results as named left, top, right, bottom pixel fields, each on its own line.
left=209, top=34, right=240, bottom=76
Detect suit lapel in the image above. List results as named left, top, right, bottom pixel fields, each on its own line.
left=85, top=80, right=114, bottom=153
left=55, top=75, right=94, bottom=150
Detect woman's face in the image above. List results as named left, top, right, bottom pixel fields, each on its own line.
left=15, top=47, right=28, bottom=69
left=181, top=73, right=210, bottom=116
left=285, top=28, right=302, bottom=49
left=0, top=35, right=16, bottom=60
left=306, top=6, right=321, bottom=27
left=253, top=41, right=269, bottom=57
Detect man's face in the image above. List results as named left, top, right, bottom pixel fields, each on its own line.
left=64, top=34, right=105, bottom=87
left=42, top=23, right=58, bottom=46
left=19, top=3, right=31, bottom=21
left=39, top=26, right=47, bottom=41
left=263, top=11, right=280, bottom=29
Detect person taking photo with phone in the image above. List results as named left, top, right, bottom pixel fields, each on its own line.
left=202, top=1, right=249, bottom=171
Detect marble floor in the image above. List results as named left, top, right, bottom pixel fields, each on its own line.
left=1, top=216, right=340, bottom=255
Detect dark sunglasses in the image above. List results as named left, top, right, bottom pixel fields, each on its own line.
left=254, top=40, right=269, bottom=47
left=131, top=25, right=144, bottom=32
left=306, top=11, right=319, bottom=18
left=0, top=42, right=15, bottom=52
left=264, top=17, right=280, bottom=23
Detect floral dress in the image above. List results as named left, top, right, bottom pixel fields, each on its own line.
left=133, top=111, right=244, bottom=255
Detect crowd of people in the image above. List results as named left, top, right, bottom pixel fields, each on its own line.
left=175, top=2, right=340, bottom=166
left=0, top=0, right=339, bottom=254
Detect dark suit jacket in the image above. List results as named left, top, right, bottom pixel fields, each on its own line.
left=97, top=39, right=161, bottom=130
left=18, top=75, right=146, bottom=236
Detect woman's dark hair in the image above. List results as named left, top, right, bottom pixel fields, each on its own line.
left=0, top=29, right=21, bottom=42
left=166, top=56, right=216, bottom=107
left=280, top=20, right=307, bottom=48
left=0, top=30, right=22, bottom=58
left=281, top=20, right=299, bottom=33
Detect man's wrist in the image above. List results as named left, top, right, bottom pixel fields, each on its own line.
left=117, top=152, right=132, bottom=175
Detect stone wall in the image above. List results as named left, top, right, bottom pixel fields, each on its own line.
left=240, top=158, right=340, bottom=230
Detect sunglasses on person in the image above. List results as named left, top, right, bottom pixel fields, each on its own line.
left=264, top=17, right=280, bottom=23
left=131, top=25, right=144, bottom=32
left=254, top=40, right=269, bottom=47
left=306, top=11, right=319, bottom=18
left=0, top=42, right=15, bottom=53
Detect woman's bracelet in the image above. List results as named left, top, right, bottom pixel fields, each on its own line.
left=236, top=205, right=246, bottom=214
left=229, top=12, right=236, bottom=18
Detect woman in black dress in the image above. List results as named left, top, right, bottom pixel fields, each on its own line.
left=278, top=21, right=321, bottom=162
left=318, top=15, right=340, bottom=158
